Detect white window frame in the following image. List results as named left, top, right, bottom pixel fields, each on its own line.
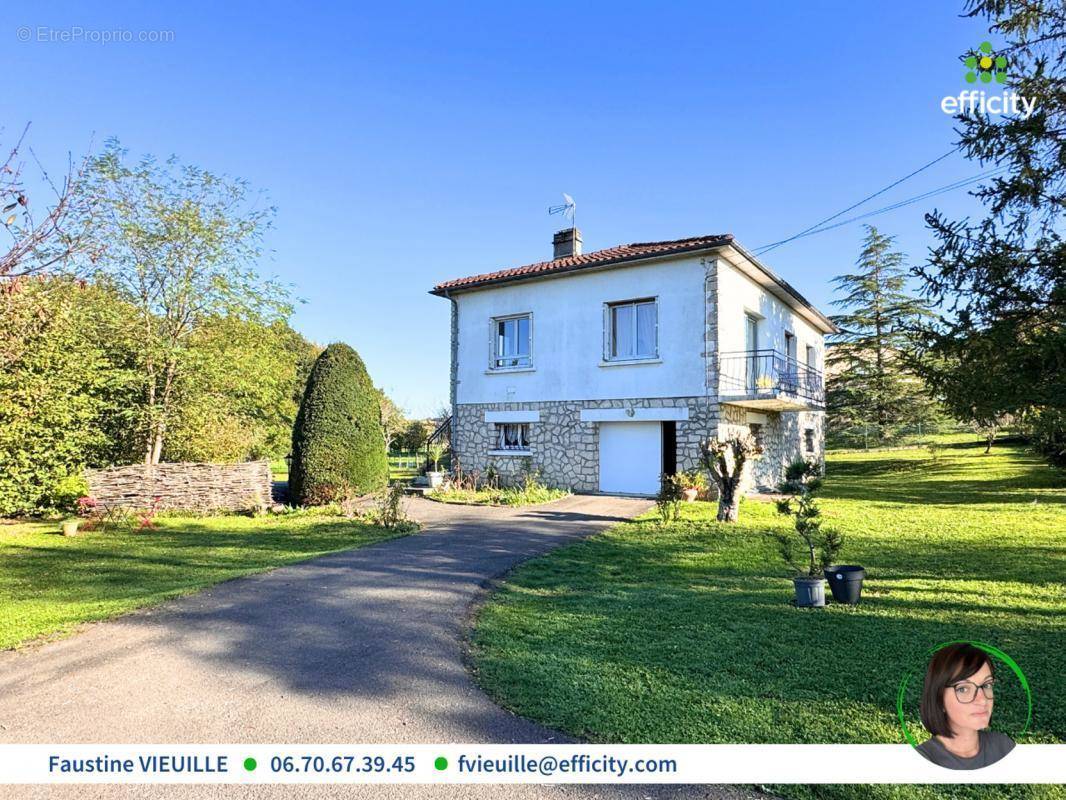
left=603, top=297, right=659, bottom=362
left=806, top=344, right=817, bottom=369
left=493, top=422, right=531, bottom=453
left=784, top=330, right=797, bottom=362
left=744, top=312, right=760, bottom=351
left=489, top=312, right=533, bottom=371
left=804, top=427, right=816, bottom=454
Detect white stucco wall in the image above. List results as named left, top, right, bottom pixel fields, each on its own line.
left=715, top=259, right=825, bottom=371
left=453, top=256, right=709, bottom=405
left=451, top=253, right=828, bottom=405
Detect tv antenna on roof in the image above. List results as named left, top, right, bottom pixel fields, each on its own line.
left=548, top=193, right=576, bottom=229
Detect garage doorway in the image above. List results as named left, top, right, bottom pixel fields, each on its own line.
left=598, top=421, right=663, bottom=495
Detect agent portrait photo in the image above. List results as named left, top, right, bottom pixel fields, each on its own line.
left=916, top=642, right=1016, bottom=769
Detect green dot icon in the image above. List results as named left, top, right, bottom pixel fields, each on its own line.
left=244, top=757, right=257, bottom=771
left=995, top=56, right=1007, bottom=68
left=980, top=71, right=992, bottom=83
left=966, top=72, right=978, bottom=83
left=980, top=41, right=993, bottom=53
left=434, top=756, right=448, bottom=771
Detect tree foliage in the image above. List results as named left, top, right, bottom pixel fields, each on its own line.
left=0, top=278, right=135, bottom=514
left=290, top=343, right=387, bottom=505
left=83, top=140, right=290, bottom=464
left=828, top=226, right=945, bottom=444
left=915, top=0, right=1065, bottom=462
left=396, top=419, right=432, bottom=453
left=0, top=274, right=316, bottom=514
left=165, top=317, right=320, bottom=462
left=376, top=390, right=407, bottom=453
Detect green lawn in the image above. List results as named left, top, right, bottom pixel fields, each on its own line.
left=0, top=512, right=406, bottom=650
left=471, top=440, right=1066, bottom=800
left=269, top=458, right=288, bottom=482
left=388, top=453, right=423, bottom=483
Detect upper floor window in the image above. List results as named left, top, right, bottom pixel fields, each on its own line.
left=745, top=313, right=759, bottom=351
left=784, top=330, right=797, bottom=362
left=492, top=314, right=531, bottom=369
left=806, top=344, right=817, bottom=368
left=607, top=298, right=657, bottom=361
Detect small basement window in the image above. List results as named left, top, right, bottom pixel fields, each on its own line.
left=804, top=428, right=816, bottom=453
left=495, top=422, right=530, bottom=452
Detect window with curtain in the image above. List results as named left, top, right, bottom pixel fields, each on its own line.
left=608, top=299, right=657, bottom=360
left=495, top=423, right=530, bottom=451
left=492, top=314, right=531, bottom=369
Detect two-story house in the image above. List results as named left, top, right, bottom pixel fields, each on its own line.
left=430, top=228, right=837, bottom=496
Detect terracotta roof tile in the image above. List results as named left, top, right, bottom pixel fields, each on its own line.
left=430, top=233, right=734, bottom=295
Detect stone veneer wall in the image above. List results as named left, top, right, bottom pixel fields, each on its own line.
left=719, top=404, right=826, bottom=491
left=452, top=397, right=719, bottom=493
left=85, top=461, right=273, bottom=512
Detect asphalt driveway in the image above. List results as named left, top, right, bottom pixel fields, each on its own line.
left=0, top=495, right=764, bottom=800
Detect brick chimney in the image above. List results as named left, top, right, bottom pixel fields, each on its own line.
left=552, top=227, right=582, bottom=259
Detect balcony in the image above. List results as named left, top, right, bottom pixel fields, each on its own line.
left=718, top=349, right=825, bottom=411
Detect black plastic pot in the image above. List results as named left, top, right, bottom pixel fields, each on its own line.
left=793, top=576, right=826, bottom=608
left=825, top=565, right=866, bottom=604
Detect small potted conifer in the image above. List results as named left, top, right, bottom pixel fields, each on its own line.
left=774, top=459, right=844, bottom=608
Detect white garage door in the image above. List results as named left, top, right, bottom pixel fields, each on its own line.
left=598, top=421, right=662, bottom=495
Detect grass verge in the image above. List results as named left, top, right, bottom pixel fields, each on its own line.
left=471, top=441, right=1066, bottom=800
left=0, top=511, right=407, bottom=650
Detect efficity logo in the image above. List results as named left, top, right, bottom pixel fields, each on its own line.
left=940, top=40, right=1037, bottom=118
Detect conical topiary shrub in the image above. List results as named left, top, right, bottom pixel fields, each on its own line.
left=289, top=343, right=387, bottom=505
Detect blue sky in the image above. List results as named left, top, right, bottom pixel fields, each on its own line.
left=7, top=1, right=997, bottom=416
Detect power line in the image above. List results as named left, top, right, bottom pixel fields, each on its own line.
left=754, top=148, right=960, bottom=256
left=757, top=167, right=1005, bottom=248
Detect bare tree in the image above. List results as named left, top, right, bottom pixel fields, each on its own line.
left=1, top=123, right=94, bottom=278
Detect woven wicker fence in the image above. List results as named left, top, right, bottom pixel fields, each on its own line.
left=85, top=461, right=273, bottom=513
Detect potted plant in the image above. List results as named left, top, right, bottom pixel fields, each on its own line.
left=774, top=460, right=844, bottom=608
left=61, top=495, right=98, bottom=536
left=678, top=469, right=707, bottom=502
left=425, top=441, right=448, bottom=488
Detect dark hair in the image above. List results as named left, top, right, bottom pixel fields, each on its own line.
left=920, top=643, right=995, bottom=737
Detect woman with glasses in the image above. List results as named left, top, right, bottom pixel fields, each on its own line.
left=916, top=642, right=1016, bottom=769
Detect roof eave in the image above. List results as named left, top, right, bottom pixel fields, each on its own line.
left=429, top=239, right=732, bottom=297
left=429, top=238, right=839, bottom=336
left=726, top=242, right=840, bottom=335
